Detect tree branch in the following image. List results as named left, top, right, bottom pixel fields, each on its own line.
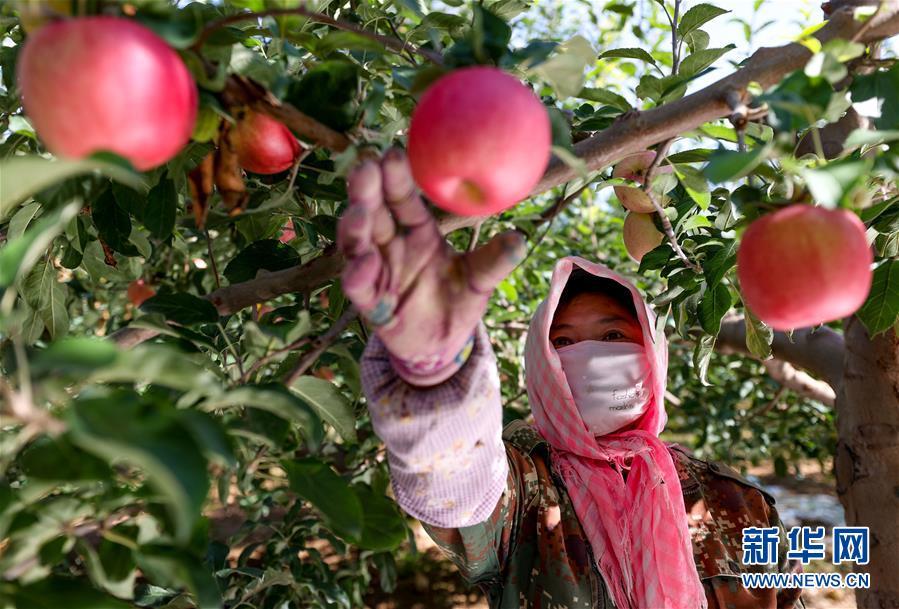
left=283, top=307, right=358, bottom=385
left=717, top=315, right=846, bottom=392
left=762, top=359, right=837, bottom=406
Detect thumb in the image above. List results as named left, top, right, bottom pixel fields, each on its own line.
left=464, top=230, right=527, bottom=294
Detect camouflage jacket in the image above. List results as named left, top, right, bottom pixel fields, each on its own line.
left=422, top=419, right=805, bottom=609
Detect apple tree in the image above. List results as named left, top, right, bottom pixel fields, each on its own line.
left=1, top=1, right=898, bottom=608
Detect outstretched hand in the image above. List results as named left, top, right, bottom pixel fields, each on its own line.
left=337, top=148, right=526, bottom=386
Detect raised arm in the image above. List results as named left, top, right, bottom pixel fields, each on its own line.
left=336, top=149, right=525, bottom=527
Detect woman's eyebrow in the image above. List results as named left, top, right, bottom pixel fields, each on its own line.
left=551, top=315, right=631, bottom=331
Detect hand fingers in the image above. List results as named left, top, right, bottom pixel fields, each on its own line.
left=337, top=161, right=381, bottom=257
left=381, top=148, right=433, bottom=229
left=341, top=251, right=382, bottom=313
left=463, top=231, right=527, bottom=294
left=370, top=202, right=396, bottom=247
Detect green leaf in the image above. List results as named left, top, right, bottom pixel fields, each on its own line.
left=679, top=45, right=735, bottom=76
left=223, top=240, right=302, bottom=284
left=704, top=143, right=772, bottom=183
left=0, top=202, right=79, bottom=288
left=762, top=71, right=838, bottom=132
left=684, top=29, right=710, bottom=54
left=144, top=178, right=178, bottom=241
left=0, top=156, right=145, bottom=223
left=290, top=375, right=357, bottom=443
left=68, top=392, right=209, bottom=544
left=203, top=384, right=323, bottom=450
left=673, top=164, right=711, bottom=210
left=638, top=243, right=675, bottom=274
left=698, top=283, right=734, bottom=335
left=546, top=107, right=573, bottom=150
left=283, top=458, right=364, bottom=542
left=287, top=60, right=359, bottom=131
left=22, top=258, right=69, bottom=340
left=800, top=160, right=869, bottom=209
left=140, top=292, right=219, bottom=326
left=576, top=87, right=631, bottom=112
left=852, top=62, right=899, bottom=131
left=32, top=337, right=119, bottom=375
left=354, top=484, right=407, bottom=551
left=7, top=576, right=133, bottom=609
left=136, top=545, right=221, bottom=609
left=19, top=435, right=113, bottom=481
left=470, top=4, right=512, bottom=64
left=87, top=345, right=221, bottom=394
left=703, top=241, right=738, bottom=288
left=7, top=202, right=42, bottom=241
left=111, top=183, right=146, bottom=222
left=599, top=47, right=657, bottom=66
left=316, top=31, right=385, bottom=56
left=744, top=311, right=774, bottom=360
left=678, top=4, right=730, bottom=38
left=92, top=189, right=140, bottom=256
left=692, top=334, right=716, bottom=386
left=857, top=260, right=899, bottom=336
left=531, top=35, right=596, bottom=98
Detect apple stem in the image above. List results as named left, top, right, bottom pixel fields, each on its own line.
left=283, top=307, right=359, bottom=386
left=643, top=138, right=703, bottom=274
left=205, top=229, right=222, bottom=290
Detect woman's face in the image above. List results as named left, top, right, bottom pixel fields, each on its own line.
left=549, top=291, right=644, bottom=349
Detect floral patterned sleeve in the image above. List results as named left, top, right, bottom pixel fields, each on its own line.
left=361, top=322, right=509, bottom=528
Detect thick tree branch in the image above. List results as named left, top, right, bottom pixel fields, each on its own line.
left=717, top=315, right=846, bottom=392
left=762, top=359, right=837, bottom=406
left=108, top=247, right=345, bottom=347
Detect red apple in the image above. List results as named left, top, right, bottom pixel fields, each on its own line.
left=279, top=221, right=297, bottom=243
left=613, top=151, right=674, bottom=213
left=232, top=111, right=302, bottom=175
left=17, top=16, right=197, bottom=171
left=623, top=212, right=664, bottom=263
left=737, top=205, right=873, bottom=330
left=127, top=279, right=156, bottom=307
left=407, top=66, right=551, bottom=217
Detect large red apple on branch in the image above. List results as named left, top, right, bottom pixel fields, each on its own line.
left=17, top=16, right=197, bottom=171
left=737, top=204, right=873, bottom=330
left=232, top=110, right=302, bottom=175
left=407, top=66, right=551, bottom=217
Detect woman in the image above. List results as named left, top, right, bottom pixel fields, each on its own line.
left=337, top=150, right=803, bottom=609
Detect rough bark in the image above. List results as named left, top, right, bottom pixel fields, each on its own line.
left=717, top=316, right=846, bottom=391
left=834, top=318, right=899, bottom=608
left=761, top=359, right=836, bottom=407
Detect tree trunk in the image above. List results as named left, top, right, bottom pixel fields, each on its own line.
left=834, top=317, right=899, bottom=608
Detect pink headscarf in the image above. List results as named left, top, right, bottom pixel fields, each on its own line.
left=524, top=256, right=707, bottom=609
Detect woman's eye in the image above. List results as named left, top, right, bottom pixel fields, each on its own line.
left=601, top=330, right=626, bottom=341
left=553, top=337, right=574, bottom=348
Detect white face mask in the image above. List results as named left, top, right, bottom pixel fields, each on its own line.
left=556, top=340, right=653, bottom=436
